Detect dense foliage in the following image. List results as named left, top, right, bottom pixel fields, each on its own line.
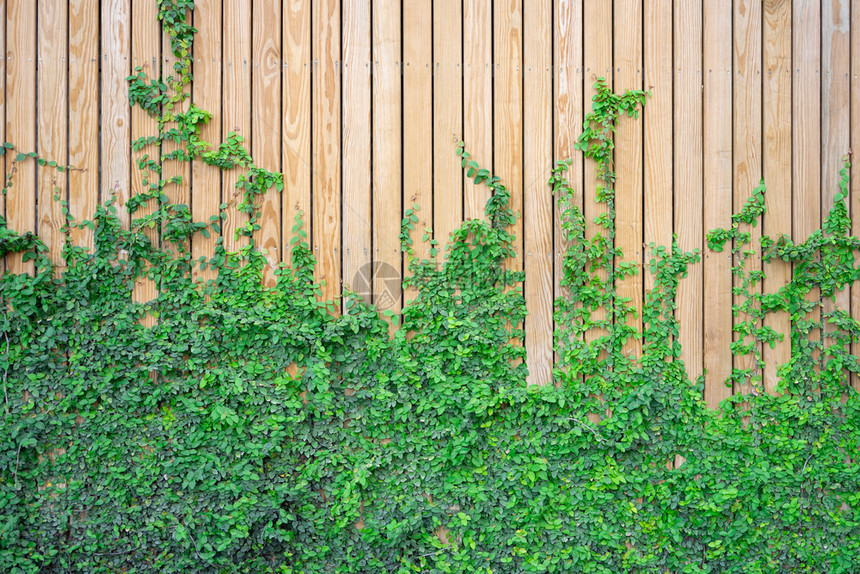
left=1, top=2, right=859, bottom=572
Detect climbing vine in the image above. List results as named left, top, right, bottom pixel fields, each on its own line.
left=1, top=2, right=859, bottom=572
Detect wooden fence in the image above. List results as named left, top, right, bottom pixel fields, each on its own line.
left=1, top=0, right=859, bottom=398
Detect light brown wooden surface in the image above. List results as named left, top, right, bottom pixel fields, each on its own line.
left=703, top=0, right=734, bottom=408
left=342, top=0, right=372, bottom=306
left=6, top=0, right=37, bottom=274
left=191, top=0, right=222, bottom=285
left=524, top=0, right=553, bottom=384
left=762, top=0, right=792, bottom=395
left=372, top=0, right=403, bottom=323
left=1, top=0, right=858, bottom=399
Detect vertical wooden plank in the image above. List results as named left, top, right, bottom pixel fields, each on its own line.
left=222, top=0, right=251, bottom=252
left=463, top=0, right=492, bottom=220
left=313, top=0, right=342, bottom=304
left=821, top=0, right=851, bottom=363
left=583, top=0, right=612, bottom=420
left=131, top=0, right=160, bottom=315
left=162, top=6, right=191, bottom=245
left=403, top=0, right=433, bottom=300
left=792, top=1, right=820, bottom=368
left=703, top=0, right=733, bottom=407
left=762, top=0, right=792, bottom=395
left=252, top=0, right=282, bottom=285
left=68, top=0, right=99, bottom=251
left=0, top=0, right=5, bottom=276
left=282, top=0, right=311, bottom=264
left=675, top=0, right=703, bottom=382
left=494, top=0, right=523, bottom=267
left=102, top=0, right=131, bottom=227
left=733, top=0, right=762, bottom=398
left=523, top=0, right=553, bottom=384
left=192, top=0, right=222, bottom=284
left=342, top=0, right=371, bottom=305
left=433, top=0, right=463, bottom=248
left=37, top=0, right=69, bottom=268
left=6, top=0, right=37, bottom=273
left=614, top=0, right=643, bottom=359
left=852, top=0, right=860, bottom=391
left=372, top=0, right=403, bottom=320
left=644, top=0, right=672, bottom=291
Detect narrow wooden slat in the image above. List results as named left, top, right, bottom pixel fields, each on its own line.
left=583, top=0, right=612, bottom=420
left=222, top=0, right=251, bottom=252
left=792, top=1, right=820, bottom=369
left=191, top=0, right=222, bottom=284
left=644, top=0, right=672, bottom=291
left=433, top=0, right=463, bottom=249
left=762, top=0, right=792, bottom=395
left=821, top=0, right=851, bottom=371
left=0, top=0, right=5, bottom=276
left=523, top=0, right=553, bottom=384
left=101, top=0, right=131, bottom=227
left=403, top=0, right=433, bottom=300
left=312, top=0, right=342, bottom=304
left=614, top=0, right=643, bottom=359
left=493, top=0, right=523, bottom=268
left=463, top=0, right=492, bottom=220
left=675, top=0, right=703, bottom=384
left=703, top=0, right=733, bottom=408
left=162, top=6, right=191, bottom=246
left=68, top=0, right=99, bottom=251
left=733, top=0, right=762, bottom=398
left=342, top=0, right=372, bottom=305
left=852, top=0, right=860, bottom=391
left=372, top=0, right=403, bottom=321
left=37, top=0, right=69, bottom=268
left=130, top=0, right=160, bottom=316
left=6, top=0, right=37, bottom=274
left=282, top=0, right=311, bottom=264
left=252, top=0, right=282, bottom=286
left=553, top=0, right=583, bottom=369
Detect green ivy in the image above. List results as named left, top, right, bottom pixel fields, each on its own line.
left=0, top=2, right=858, bottom=572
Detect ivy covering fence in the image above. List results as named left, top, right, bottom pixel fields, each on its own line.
left=1, top=2, right=859, bottom=572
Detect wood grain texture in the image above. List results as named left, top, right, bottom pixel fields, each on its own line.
left=252, top=0, right=282, bottom=286
left=372, top=0, right=403, bottom=322
left=433, top=0, right=463, bottom=249
left=131, top=0, right=160, bottom=313
left=282, top=0, right=312, bottom=266
left=733, top=0, right=762, bottom=398
left=101, top=0, right=131, bottom=228
left=68, top=0, right=99, bottom=252
left=553, top=0, right=583, bottom=358
left=463, top=0, right=492, bottom=220
left=37, top=0, right=69, bottom=269
left=524, top=0, right=553, bottom=385
left=342, top=0, right=372, bottom=306
left=0, top=0, right=5, bottom=276
left=191, top=0, right=222, bottom=285
left=312, top=0, right=342, bottom=305
left=703, top=0, right=734, bottom=408
left=762, top=0, right=792, bottom=395
left=403, top=0, right=433, bottom=301
left=644, top=0, right=672, bottom=292
left=222, top=0, right=252, bottom=253
left=494, top=0, right=523, bottom=269
left=583, top=0, right=612, bottom=421
left=6, top=0, right=37, bottom=274
left=792, top=0, right=821, bottom=375
left=821, top=0, right=851, bottom=370
left=675, top=0, right=703, bottom=383
left=614, top=0, right=644, bottom=360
